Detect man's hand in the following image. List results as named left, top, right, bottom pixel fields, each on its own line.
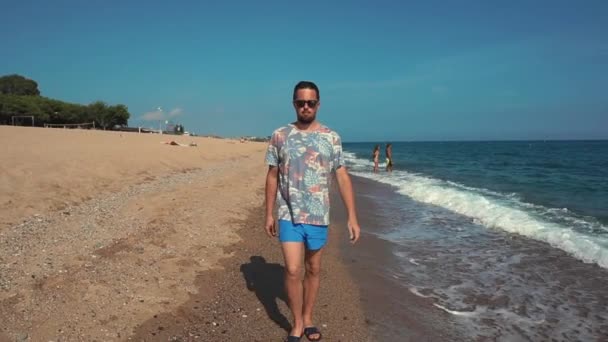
left=265, top=165, right=278, bottom=238
left=265, top=216, right=277, bottom=238
left=335, top=167, right=361, bottom=245
left=348, top=218, right=361, bottom=244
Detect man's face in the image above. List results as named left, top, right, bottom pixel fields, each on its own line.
left=293, top=88, right=320, bottom=124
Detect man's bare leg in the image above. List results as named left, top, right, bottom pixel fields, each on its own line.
left=302, top=248, right=324, bottom=339
left=282, top=242, right=305, bottom=337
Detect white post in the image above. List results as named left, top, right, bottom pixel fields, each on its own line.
left=157, top=107, right=163, bottom=134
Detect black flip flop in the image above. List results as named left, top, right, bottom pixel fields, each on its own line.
left=303, top=326, right=322, bottom=341
left=286, top=334, right=302, bottom=342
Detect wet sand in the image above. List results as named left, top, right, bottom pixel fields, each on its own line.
left=334, top=175, right=608, bottom=341
left=332, top=176, right=464, bottom=341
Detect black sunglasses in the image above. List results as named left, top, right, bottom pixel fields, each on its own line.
left=293, top=100, right=319, bottom=108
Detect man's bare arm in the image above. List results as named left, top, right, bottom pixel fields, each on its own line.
left=264, top=166, right=279, bottom=237
left=335, top=166, right=361, bottom=244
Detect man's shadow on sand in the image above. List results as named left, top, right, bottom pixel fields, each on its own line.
left=240, top=256, right=291, bottom=332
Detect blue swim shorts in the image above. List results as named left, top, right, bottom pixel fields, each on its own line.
left=278, top=219, right=328, bottom=250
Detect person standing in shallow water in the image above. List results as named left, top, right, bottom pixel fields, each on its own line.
left=385, top=143, right=393, bottom=173
left=264, top=81, right=362, bottom=342
left=372, top=145, right=380, bottom=173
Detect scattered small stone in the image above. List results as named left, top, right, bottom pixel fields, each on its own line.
left=1, top=161, right=283, bottom=341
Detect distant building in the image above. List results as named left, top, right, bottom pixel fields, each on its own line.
left=241, top=136, right=271, bottom=142
left=164, top=121, right=185, bottom=135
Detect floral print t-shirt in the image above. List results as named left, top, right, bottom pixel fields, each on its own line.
left=265, top=123, right=345, bottom=226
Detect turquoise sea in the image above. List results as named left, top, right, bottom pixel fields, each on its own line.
left=342, top=140, right=608, bottom=341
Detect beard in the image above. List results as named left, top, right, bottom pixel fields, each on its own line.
left=297, top=111, right=316, bottom=124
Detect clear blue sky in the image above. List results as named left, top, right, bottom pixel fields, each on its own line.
left=1, top=0, right=607, bottom=141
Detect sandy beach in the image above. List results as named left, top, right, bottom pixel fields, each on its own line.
left=0, top=126, right=370, bottom=341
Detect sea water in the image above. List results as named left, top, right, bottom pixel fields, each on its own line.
left=344, top=141, right=608, bottom=341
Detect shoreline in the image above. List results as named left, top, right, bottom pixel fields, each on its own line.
left=4, top=126, right=468, bottom=341
left=334, top=172, right=608, bottom=340
left=332, top=175, right=464, bottom=341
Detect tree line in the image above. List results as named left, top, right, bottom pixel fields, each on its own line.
left=0, top=74, right=130, bottom=129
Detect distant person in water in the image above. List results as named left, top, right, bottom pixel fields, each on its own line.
left=372, top=145, right=380, bottom=173
left=385, top=143, right=393, bottom=172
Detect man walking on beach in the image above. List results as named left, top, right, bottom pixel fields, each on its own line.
left=264, top=81, right=361, bottom=341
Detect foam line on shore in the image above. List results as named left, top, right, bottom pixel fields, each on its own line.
left=343, top=151, right=608, bottom=269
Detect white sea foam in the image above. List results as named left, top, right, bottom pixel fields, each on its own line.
left=344, top=154, right=608, bottom=269
left=432, top=304, right=479, bottom=317
left=408, top=287, right=433, bottom=298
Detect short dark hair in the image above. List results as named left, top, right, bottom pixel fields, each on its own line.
left=293, top=81, right=320, bottom=100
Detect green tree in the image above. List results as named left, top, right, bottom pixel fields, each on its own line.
left=0, top=74, right=130, bottom=127
left=0, top=94, right=43, bottom=124
left=106, top=104, right=130, bottom=127
left=87, top=101, right=109, bottom=129
left=0, top=74, right=40, bottom=96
